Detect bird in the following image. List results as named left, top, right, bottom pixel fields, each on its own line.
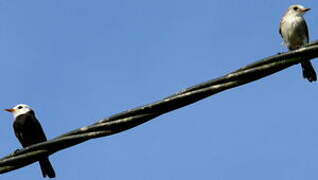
left=279, top=4, right=317, bottom=82
left=5, top=104, right=56, bottom=178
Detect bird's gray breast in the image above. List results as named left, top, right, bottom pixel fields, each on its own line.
left=281, top=16, right=308, bottom=50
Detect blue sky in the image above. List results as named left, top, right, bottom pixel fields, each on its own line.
left=0, top=0, right=318, bottom=179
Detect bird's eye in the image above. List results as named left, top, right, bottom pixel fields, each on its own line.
left=293, top=6, right=298, bottom=11
left=17, top=106, right=23, bottom=109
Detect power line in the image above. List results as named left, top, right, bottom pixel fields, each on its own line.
left=1, top=41, right=318, bottom=174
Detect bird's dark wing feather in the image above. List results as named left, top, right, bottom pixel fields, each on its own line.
left=13, top=128, right=25, bottom=147
left=13, top=112, right=47, bottom=147
left=301, top=19, right=309, bottom=43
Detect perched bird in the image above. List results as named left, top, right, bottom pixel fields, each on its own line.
left=280, top=4, right=317, bottom=82
left=5, top=104, right=56, bottom=178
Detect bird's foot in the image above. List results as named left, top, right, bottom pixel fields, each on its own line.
left=13, top=149, right=21, bottom=154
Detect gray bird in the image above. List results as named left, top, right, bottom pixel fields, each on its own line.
left=280, top=4, right=317, bottom=82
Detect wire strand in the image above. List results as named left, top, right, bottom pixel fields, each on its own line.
left=1, top=41, right=318, bottom=174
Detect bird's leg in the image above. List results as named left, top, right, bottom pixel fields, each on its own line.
left=9, top=149, right=21, bottom=156
left=13, top=149, right=21, bottom=154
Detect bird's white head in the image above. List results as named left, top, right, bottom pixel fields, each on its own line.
left=286, top=4, right=310, bottom=17
left=5, top=104, right=33, bottom=118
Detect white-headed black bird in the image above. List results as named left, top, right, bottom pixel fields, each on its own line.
left=5, top=104, right=56, bottom=178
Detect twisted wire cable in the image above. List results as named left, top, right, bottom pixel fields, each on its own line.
left=1, top=41, right=318, bottom=174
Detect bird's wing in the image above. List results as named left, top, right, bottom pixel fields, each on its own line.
left=13, top=116, right=29, bottom=147
left=13, top=113, right=48, bottom=147
left=13, top=127, right=26, bottom=147
left=29, top=113, right=48, bottom=142
left=300, top=18, right=309, bottom=43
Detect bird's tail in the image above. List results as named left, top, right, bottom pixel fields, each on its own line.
left=39, top=157, right=56, bottom=178
left=301, top=60, right=317, bottom=82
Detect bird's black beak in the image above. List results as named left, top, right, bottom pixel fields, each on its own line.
left=302, top=8, right=311, bottom=12
left=4, top=109, right=14, bottom=112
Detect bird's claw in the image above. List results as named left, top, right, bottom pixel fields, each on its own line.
left=13, top=149, right=21, bottom=154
